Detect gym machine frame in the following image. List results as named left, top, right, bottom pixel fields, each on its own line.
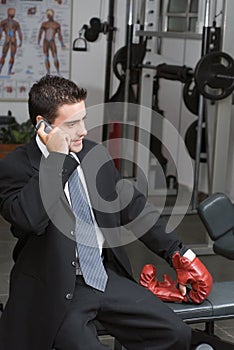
left=136, top=0, right=234, bottom=244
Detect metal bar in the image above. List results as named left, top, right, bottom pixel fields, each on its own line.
left=216, top=74, right=234, bottom=80
left=204, top=0, right=211, bottom=27
left=204, top=107, right=212, bottom=196
left=211, top=0, right=234, bottom=194
left=102, top=0, right=115, bottom=142
left=192, top=0, right=212, bottom=210
left=104, top=0, right=115, bottom=104
left=119, top=0, right=135, bottom=177
left=136, top=30, right=202, bottom=40
left=205, top=321, right=215, bottom=336
left=123, top=0, right=134, bottom=121
left=192, top=95, right=204, bottom=209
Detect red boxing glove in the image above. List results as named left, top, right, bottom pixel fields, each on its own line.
left=172, top=250, right=213, bottom=303
left=140, top=264, right=157, bottom=288
left=140, top=264, right=187, bottom=303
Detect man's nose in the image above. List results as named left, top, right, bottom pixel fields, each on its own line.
left=78, top=123, right=87, bottom=136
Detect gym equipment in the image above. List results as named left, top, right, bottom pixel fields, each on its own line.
left=142, top=50, right=234, bottom=109
left=113, top=42, right=147, bottom=85
left=83, top=17, right=109, bottom=43
left=190, top=0, right=213, bottom=210
left=73, top=18, right=109, bottom=48
left=185, top=120, right=207, bottom=163
left=198, top=192, right=234, bottom=260
left=106, top=41, right=147, bottom=108
left=140, top=49, right=234, bottom=192
left=159, top=50, right=234, bottom=169
left=182, top=50, right=234, bottom=107
left=135, top=0, right=234, bottom=213
left=103, top=1, right=149, bottom=178
left=193, top=191, right=234, bottom=349
left=72, top=29, right=87, bottom=52
left=183, top=79, right=199, bottom=115
left=195, top=51, right=234, bottom=101
left=73, top=0, right=116, bottom=105
left=156, top=63, right=193, bottom=83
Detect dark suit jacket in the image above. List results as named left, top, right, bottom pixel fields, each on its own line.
left=0, top=138, right=182, bottom=350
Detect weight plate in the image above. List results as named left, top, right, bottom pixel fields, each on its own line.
left=184, top=120, right=207, bottom=163
left=195, top=51, right=234, bottom=101
left=183, top=79, right=199, bottom=115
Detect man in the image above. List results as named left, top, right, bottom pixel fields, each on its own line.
left=37, top=9, right=65, bottom=75
left=0, top=75, right=212, bottom=350
left=0, top=7, right=23, bottom=75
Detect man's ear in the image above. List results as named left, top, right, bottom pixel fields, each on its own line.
left=36, top=115, right=44, bottom=124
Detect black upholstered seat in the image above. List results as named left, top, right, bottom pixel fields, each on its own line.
left=167, top=281, right=234, bottom=323
left=198, top=192, right=234, bottom=259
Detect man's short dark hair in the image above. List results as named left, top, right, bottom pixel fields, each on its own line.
left=28, top=75, right=87, bottom=126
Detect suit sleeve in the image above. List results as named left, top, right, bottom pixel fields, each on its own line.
left=95, top=143, right=183, bottom=262
left=0, top=148, right=77, bottom=236
left=118, top=176, right=183, bottom=262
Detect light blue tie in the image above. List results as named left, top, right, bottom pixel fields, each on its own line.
left=68, top=167, right=108, bottom=291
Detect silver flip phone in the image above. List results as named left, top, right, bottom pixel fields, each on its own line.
left=35, top=119, right=53, bottom=134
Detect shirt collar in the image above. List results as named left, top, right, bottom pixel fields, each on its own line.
left=36, top=134, right=49, bottom=158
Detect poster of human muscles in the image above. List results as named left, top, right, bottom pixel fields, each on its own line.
left=0, top=0, right=72, bottom=100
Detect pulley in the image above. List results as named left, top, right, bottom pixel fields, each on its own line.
left=84, top=17, right=109, bottom=42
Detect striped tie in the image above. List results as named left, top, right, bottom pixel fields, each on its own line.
left=68, top=168, right=108, bottom=291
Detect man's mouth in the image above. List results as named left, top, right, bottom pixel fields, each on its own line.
left=72, top=138, right=83, bottom=145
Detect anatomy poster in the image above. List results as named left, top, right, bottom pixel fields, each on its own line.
left=0, top=0, right=72, bottom=100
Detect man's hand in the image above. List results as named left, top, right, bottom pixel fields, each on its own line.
left=140, top=252, right=213, bottom=304
left=172, top=249, right=213, bottom=303
left=37, top=121, right=71, bottom=154
left=140, top=264, right=187, bottom=303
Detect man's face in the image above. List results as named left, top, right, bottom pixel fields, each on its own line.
left=8, top=9, right=15, bottom=19
left=53, top=101, right=87, bottom=153
left=46, top=10, right=54, bottom=20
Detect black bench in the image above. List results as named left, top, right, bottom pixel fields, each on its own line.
left=169, top=281, right=234, bottom=326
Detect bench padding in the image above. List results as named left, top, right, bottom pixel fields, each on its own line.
left=198, top=193, right=234, bottom=259
left=206, top=281, right=234, bottom=317
left=167, top=281, right=234, bottom=322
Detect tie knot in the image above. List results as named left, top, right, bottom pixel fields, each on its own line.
left=69, top=152, right=80, bottom=164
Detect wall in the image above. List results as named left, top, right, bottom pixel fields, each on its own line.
left=0, top=0, right=127, bottom=134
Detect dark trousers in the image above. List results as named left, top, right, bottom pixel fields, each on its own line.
left=54, top=266, right=191, bottom=350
